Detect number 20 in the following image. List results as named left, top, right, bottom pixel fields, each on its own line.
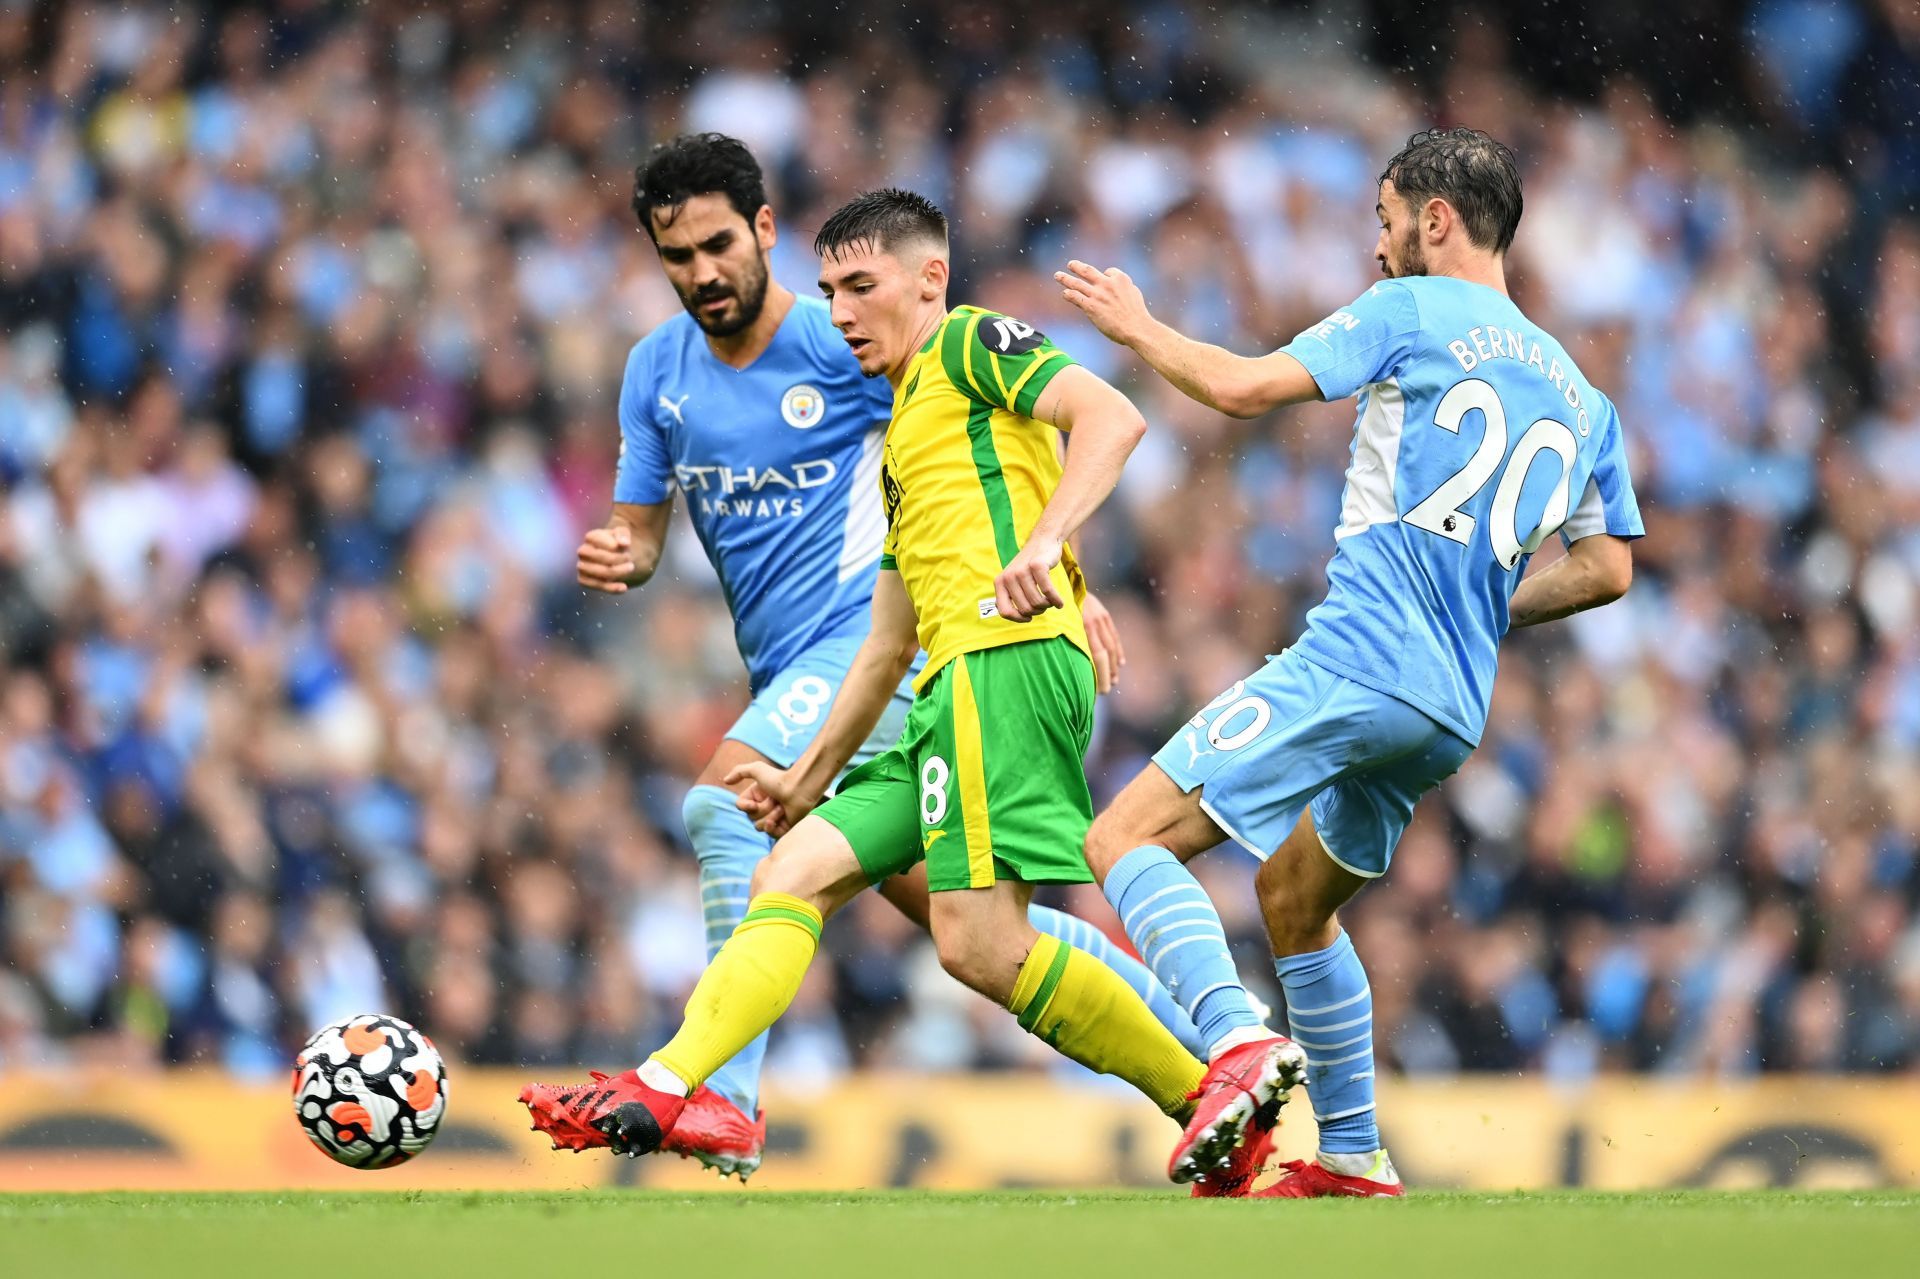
left=1404, top=378, right=1577, bottom=569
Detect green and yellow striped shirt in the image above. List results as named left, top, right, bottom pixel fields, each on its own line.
left=880, top=305, right=1088, bottom=690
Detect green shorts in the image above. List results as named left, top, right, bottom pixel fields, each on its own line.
left=816, top=636, right=1096, bottom=892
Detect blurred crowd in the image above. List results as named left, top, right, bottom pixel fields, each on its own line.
left=2, top=0, right=1917, bottom=1086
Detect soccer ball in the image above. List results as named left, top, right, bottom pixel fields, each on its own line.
left=292, top=1014, right=448, bottom=1168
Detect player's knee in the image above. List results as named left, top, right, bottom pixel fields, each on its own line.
left=932, top=928, right=1016, bottom=1003
left=932, top=928, right=985, bottom=989
left=754, top=838, right=828, bottom=910
left=682, top=784, right=747, bottom=859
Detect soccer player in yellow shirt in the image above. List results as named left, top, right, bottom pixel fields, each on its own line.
left=533, top=190, right=1301, bottom=1188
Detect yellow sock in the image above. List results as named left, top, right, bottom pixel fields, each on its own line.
left=650, top=892, right=822, bottom=1090
left=1008, top=934, right=1207, bottom=1118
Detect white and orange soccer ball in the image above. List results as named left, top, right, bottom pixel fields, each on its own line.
left=292, top=1014, right=448, bottom=1168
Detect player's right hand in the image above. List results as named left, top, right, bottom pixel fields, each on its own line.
left=577, top=524, right=638, bottom=593
left=1056, top=261, right=1150, bottom=347
left=726, top=761, right=817, bottom=837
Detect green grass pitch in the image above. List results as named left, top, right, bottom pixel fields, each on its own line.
left=4, top=1190, right=1916, bottom=1277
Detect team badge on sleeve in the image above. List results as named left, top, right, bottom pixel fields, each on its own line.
left=781, top=384, right=827, bottom=428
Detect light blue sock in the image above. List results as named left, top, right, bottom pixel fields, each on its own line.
left=683, top=784, right=773, bottom=1116
left=1275, top=929, right=1378, bottom=1154
left=1102, top=846, right=1262, bottom=1055
left=1028, top=904, right=1206, bottom=1058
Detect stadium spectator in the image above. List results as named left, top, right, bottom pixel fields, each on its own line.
left=0, top=0, right=1914, bottom=1087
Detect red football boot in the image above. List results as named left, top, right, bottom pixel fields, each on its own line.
left=1255, top=1155, right=1405, bottom=1198
left=519, top=1071, right=616, bottom=1153
left=517, top=1067, right=687, bottom=1158
left=660, top=1087, right=767, bottom=1181
left=1189, top=1120, right=1277, bottom=1198
left=1166, top=1035, right=1307, bottom=1184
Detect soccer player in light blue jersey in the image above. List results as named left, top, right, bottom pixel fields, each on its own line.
left=521, top=134, right=1199, bottom=1177
left=1057, top=128, right=1643, bottom=1197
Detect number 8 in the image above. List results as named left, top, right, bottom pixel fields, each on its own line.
left=777, top=675, right=834, bottom=726
left=920, top=756, right=950, bottom=825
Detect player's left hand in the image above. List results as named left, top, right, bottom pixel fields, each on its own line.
left=996, top=534, right=1066, bottom=623
left=1082, top=592, right=1126, bottom=693
left=1056, top=261, right=1150, bottom=347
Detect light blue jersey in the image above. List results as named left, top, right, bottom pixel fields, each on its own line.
left=1280, top=276, right=1645, bottom=745
left=615, top=296, right=897, bottom=694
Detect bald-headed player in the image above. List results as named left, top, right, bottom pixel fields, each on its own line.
left=518, top=138, right=1203, bottom=1179
left=527, top=188, right=1302, bottom=1191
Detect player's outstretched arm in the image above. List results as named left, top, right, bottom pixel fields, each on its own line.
left=728, top=569, right=920, bottom=835
left=1508, top=534, right=1634, bottom=628
left=1055, top=261, right=1320, bottom=418
left=995, top=366, right=1147, bottom=623
left=577, top=501, right=671, bottom=594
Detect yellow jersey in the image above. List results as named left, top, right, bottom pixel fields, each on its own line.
left=880, top=305, right=1089, bottom=690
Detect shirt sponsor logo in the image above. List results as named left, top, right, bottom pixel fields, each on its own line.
left=983, top=315, right=1045, bottom=355
left=674, top=458, right=837, bottom=520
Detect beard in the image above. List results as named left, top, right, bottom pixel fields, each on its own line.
left=683, top=254, right=771, bottom=337
left=1382, top=226, right=1428, bottom=279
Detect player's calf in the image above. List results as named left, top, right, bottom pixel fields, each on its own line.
left=1252, top=850, right=1344, bottom=957
left=1089, top=769, right=1272, bottom=1061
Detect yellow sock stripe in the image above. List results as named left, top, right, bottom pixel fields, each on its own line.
left=1007, top=934, right=1063, bottom=1020
left=1015, top=939, right=1074, bottom=1033
left=950, top=655, right=995, bottom=889
left=738, top=893, right=823, bottom=942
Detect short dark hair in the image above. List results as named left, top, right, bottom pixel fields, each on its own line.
left=631, top=133, right=767, bottom=240
left=1379, top=128, right=1523, bottom=255
left=813, top=188, right=949, bottom=259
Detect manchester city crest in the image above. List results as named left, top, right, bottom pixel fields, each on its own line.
left=781, top=384, right=826, bottom=429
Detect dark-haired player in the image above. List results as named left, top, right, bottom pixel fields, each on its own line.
left=528, top=187, right=1302, bottom=1189
left=517, top=138, right=1202, bottom=1178
left=1058, top=128, right=1644, bottom=1197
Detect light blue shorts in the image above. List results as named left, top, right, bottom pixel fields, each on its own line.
left=727, top=636, right=916, bottom=781
left=1151, top=648, right=1473, bottom=878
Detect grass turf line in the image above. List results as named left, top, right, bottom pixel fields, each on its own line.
left=3, top=1189, right=1916, bottom=1278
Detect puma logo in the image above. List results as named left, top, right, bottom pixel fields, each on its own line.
left=659, top=393, right=690, bottom=425
left=1182, top=729, right=1215, bottom=770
